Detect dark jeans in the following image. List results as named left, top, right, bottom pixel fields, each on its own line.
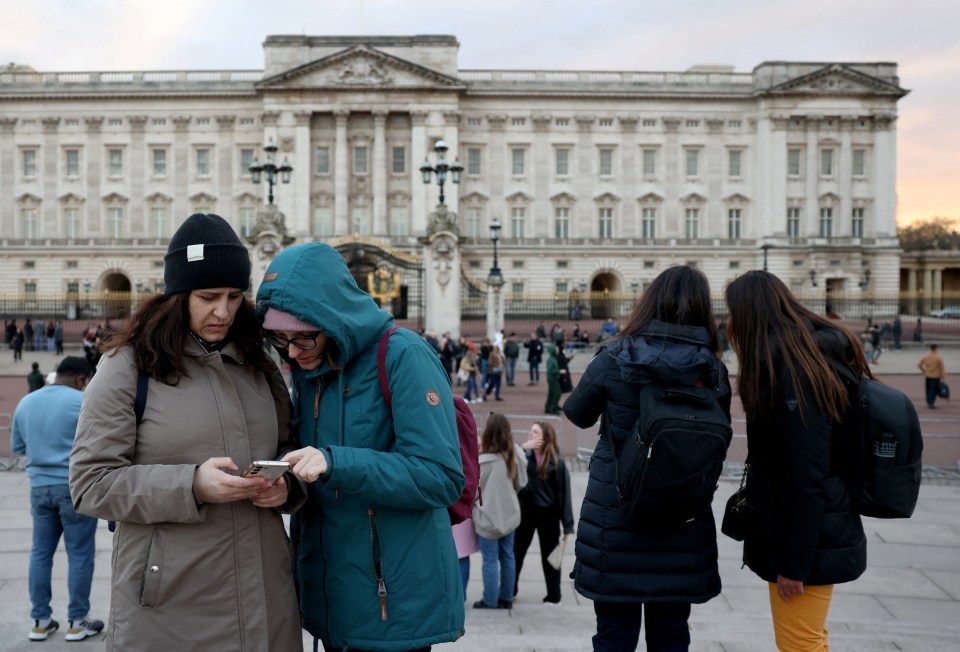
left=484, top=374, right=502, bottom=399
left=925, top=377, right=941, bottom=407
left=513, top=506, right=561, bottom=602
left=593, top=601, right=692, bottom=652
left=528, top=361, right=540, bottom=383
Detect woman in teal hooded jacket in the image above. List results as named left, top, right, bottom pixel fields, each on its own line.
left=256, top=243, right=465, bottom=652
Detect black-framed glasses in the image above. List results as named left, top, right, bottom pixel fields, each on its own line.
left=264, top=330, right=321, bottom=351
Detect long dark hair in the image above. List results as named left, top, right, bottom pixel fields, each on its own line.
left=535, top=421, right=560, bottom=480
left=618, top=265, right=720, bottom=353
left=725, top=270, right=872, bottom=422
left=102, top=292, right=272, bottom=384
left=481, top=412, right=518, bottom=482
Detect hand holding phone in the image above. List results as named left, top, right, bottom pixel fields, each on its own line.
left=242, top=460, right=290, bottom=483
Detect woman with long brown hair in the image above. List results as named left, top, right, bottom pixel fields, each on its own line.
left=563, top=264, right=731, bottom=652
left=512, top=420, right=574, bottom=605
left=725, top=270, right=870, bottom=651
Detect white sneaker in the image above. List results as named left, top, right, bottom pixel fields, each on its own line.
left=65, top=616, right=104, bottom=641
left=29, top=618, right=59, bottom=641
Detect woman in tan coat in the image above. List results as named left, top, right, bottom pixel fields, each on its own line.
left=69, top=214, right=303, bottom=651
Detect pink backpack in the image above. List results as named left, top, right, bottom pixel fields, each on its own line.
left=377, top=327, right=481, bottom=524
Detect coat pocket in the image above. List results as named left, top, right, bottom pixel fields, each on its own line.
left=138, top=528, right=166, bottom=608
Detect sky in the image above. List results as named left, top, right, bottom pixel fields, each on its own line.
left=2, top=0, right=957, bottom=226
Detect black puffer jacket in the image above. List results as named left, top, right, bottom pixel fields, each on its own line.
left=563, top=320, right=731, bottom=603
left=741, top=327, right=866, bottom=585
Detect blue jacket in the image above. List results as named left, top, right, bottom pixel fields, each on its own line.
left=563, top=321, right=731, bottom=603
left=256, top=243, right=465, bottom=651
left=11, top=384, right=83, bottom=487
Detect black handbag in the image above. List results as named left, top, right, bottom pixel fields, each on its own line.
left=939, top=381, right=950, bottom=400
left=721, top=463, right=750, bottom=541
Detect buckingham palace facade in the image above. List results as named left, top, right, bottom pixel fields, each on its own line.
left=0, top=34, right=907, bottom=316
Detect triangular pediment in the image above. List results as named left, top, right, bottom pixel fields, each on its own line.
left=258, top=45, right=463, bottom=90
left=145, top=192, right=172, bottom=204
left=594, top=192, right=621, bottom=203
left=102, top=192, right=128, bottom=204
left=637, top=192, right=664, bottom=204
left=550, top=192, right=577, bottom=204
left=505, top=192, right=534, bottom=204
left=460, top=191, right=489, bottom=203
left=767, top=64, right=907, bottom=97
left=723, top=193, right=750, bottom=204
left=233, top=192, right=259, bottom=203
left=58, top=192, right=86, bottom=204
left=680, top=192, right=707, bottom=204
left=189, top=192, right=217, bottom=205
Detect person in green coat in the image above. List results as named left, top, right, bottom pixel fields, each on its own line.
left=27, top=361, right=46, bottom=392
left=257, top=242, right=465, bottom=652
left=544, top=345, right=562, bottom=414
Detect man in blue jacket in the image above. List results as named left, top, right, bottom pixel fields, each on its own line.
left=257, top=242, right=465, bottom=652
left=11, top=356, right=104, bottom=642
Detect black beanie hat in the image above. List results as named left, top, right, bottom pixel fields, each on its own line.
left=164, top=213, right=251, bottom=295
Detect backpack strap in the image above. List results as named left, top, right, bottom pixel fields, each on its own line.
left=377, top=326, right=401, bottom=411
left=134, top=369, right=149, bottom=426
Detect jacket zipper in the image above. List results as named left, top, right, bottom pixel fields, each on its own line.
left=368, top=508, right=388, bottom=621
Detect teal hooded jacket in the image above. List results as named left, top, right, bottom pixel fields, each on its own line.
left=256, top=243, right=465, bottom=650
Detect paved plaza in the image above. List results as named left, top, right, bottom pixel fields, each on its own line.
left=0, top=343, right=958, bottom=650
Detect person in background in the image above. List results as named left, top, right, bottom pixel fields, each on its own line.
left=479, top=336, right=492, bottom=390
left=503, top=332, right=521, bottom=387
left=513, top=421, right=574, bottom=606
left=544, top=345, right=563, bottom=415
left=461, top=343, right=481, bottom=404
left=257, top=241, right=465, bottom=652
left=725, top=270, right=869, bottom=652
left=12, top=356, right=102, bottom=642
left=913, top=318, right=923, bottom=343
left=27, top=361, right=46, bottom=393
left=472, top=413, right=527, bottom=610
left=46, top=321, right=56, bottom=352
left=24, top=319, right=34, bottom=352
left=12, top=327, right=24, bottom=362
left=524, top=331, right=544, bottom=386
left=891, top=315, right=902, bottom=351
left=918, top=343, right=946, bottom=409
left=562, top=265, right=731, bottom=652
left=70, top=213, right=303, bottom=651
left=53, top=320, right=64, bottom=356
left=484, top=344, right=505, bottom=401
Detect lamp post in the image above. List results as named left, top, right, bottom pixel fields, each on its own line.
left=488, top=219, right=503, bottom=283
left=248, top=138, right=293, bottom=206
left=859, top=268, right=872, bottom=290
left=761, top=243, right=771, bottom=272
left=420, top=140, right=463, bottom=207
left=83, top=280, right=92, bottom=317
left=486, top=219, right=505, bottom=336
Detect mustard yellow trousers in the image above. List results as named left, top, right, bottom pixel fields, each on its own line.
left=768, top=583, right=833, bottom=651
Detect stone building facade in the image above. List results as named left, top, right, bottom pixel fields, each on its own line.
left=0, top=35, right=908, bottom=326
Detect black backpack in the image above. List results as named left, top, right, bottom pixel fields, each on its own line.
left=605, top=380, right=732, bottom=527
left=830, top=361, right=923, bottom=518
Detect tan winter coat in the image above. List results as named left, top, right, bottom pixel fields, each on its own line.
left=70, top=341, right=303, bottom=651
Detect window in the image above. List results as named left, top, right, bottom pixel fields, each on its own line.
left=67, top=281, right=79, bottom=294
left=557, top=260, right=568, bottom=269
left=685, top=208, right=700, bottom=239
left=65, top=207, right=80, bottom=239
left=819, top=207, right=833, bottom=238
left=685, top=120, right=700, bottom=128
left=316, top=146, right=330, bottom=174
left=820, top=148, right=834, bottom=176
left=851, top=207, right=865, bottom=238
left=390, top=206, right=408, bottom=236
left=511, top=118, right=526, bottom=126
left=107, top=207, right=124, bottom=238
left=730, top=261, right=741, bottom=269
left=642, top=149, right=656, bottom=176
left=108, top=148, right=123, bottom=176
left=787, top=207, right=801, bottom=237
left=728, top=149, right=742, bottom=177
left=685, top=149, right=700, bottom=177
left=392, top=146, right=406, bottom=174
left=239, top=118, right=255, bottom=126
left=641, top=208, right=656, bottom=239
left=467, top=148, right=481, bottom=176
left=555, top=207, right=570, bottom=239
left=511, top=281, right=524, bottom=294
left=787, top=148, right=802, bottom=176
left=852, top=149, right=866, bottom=176
left=512, top=260, right=525, bottom=269
left=510, top=207, right=526, bottom=239
left=467, top=118, right=482, bottom=127
left=64, top=149, right=80, bottom=177
left=22, top=149, right=37, bottom=177
left=728, top=120, right=742, bottom=128
left=152, top=149, right=167, bottom=176
left=195, top=118, right=209, bottom=126
left=24, top=281, right=37, bottom=295
left=728, top=208, right=742, bottom=239
left=151, top=207, right=168, bottom=238
left=196, top=148, right=210, bottom=176
left=108, top=118, right=123, bottom=127
left=599, top=118, right=614, bottom=127
left=556, top=281, right=569, bottom=292
left=64, top=119, right=80, bottom=127
left=240, top=148, right=254, bottom=175
left=238, top=207, right=255, bottom=238
left=644, top=260, right=655, bottom=269
left=312, top=206, right=333, bottom=236
left=598, top=207, right=613, bottom=239
left=555, top=148, right=569, bottom=176
left=555, top=118, right=569, bottom=127
left=599, top=148, right=614, bottom=176
left=465, top=207, right=482, bottom=239
left=21, top=207, right=38, bottom=240
left=353, top=146, right=368, bottom=175
left=642, top=119, right=656, bottom=127
left=152, top=118, right=166, bottom=126
left=352, top=207, right=370, bottom=234
left=511, top=148, right=525, bottom=176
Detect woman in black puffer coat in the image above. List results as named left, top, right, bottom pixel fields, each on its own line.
left=563, top=266, right=731, bottom=652
left=725, top=271, right=870, bottom=651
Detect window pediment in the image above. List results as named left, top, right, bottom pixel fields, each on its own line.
left=189, top=192, right=217, bottom=205
left=102, top=192, right=129, bottom=204
left=550, top=192, right=577, bottom=205
left=593, top=191, right=621, bottom=203
left=16, top=193, right=42, bottom=205
left=723, top=193, right=750, bottom=204
left=505, top=191, right=533, bottom=205
left=679, top=192, right=707, bottom=204
left=145, top=192, right=173, bottom=204
left=637, top=192, right=664, bottom=204
left=58, top=192, right=86, bottom=204
left=233, top=192, right=259, bottom=204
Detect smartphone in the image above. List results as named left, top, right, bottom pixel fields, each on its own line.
left=241, top=460, right=290, bottom=483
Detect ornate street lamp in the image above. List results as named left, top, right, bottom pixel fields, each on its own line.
left=248, top=138, right=293, bottom=206
left=859, top=267, right=872, bottom=290
left=488, top=219, right=503, bottom=284
left=761, top=243, right=771, bottom=272
left=420, top=139, right=463, bottom=207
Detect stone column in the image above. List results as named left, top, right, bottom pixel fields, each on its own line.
left=293, top=111, right=312, bottom=235
left=768, top=116, right=788, bottom=240
left=486, top=115, right=507, bottom=229
left=373, top=110, right=388, bottom=235
left=873, top=114, right=897, bottom=236
left=0, top=118, right=15, bottom=237
left=129, top=115, right=148, bottom=234
left=661, top=117, right=681, bottom=236
left=85, top=117, right=105, bottom=233
left=619, top=117, right=639, bottom=237
left=805, top=117, right=820, bottom=236
left=575, top=115, right=595, bottom=238
left=334, top=110, right=350, bottom=234
left=532, top=114, right=551, bottom=237
left=442, top=111, right=461, bottom=213
left=216, top=114, right=236, bottom=232
left=422, top=224, right=462, bottom=339
left=486, top=277, right=505, bottom=339
left=41, top=117, right=60, bottom=236
left=907, top=268, right=918, bottom=315
left=172, top=116, right=191, bottom=221
left=839, top=117, right=853, bottom=236
left=410, top=110, right=428, bottom=235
